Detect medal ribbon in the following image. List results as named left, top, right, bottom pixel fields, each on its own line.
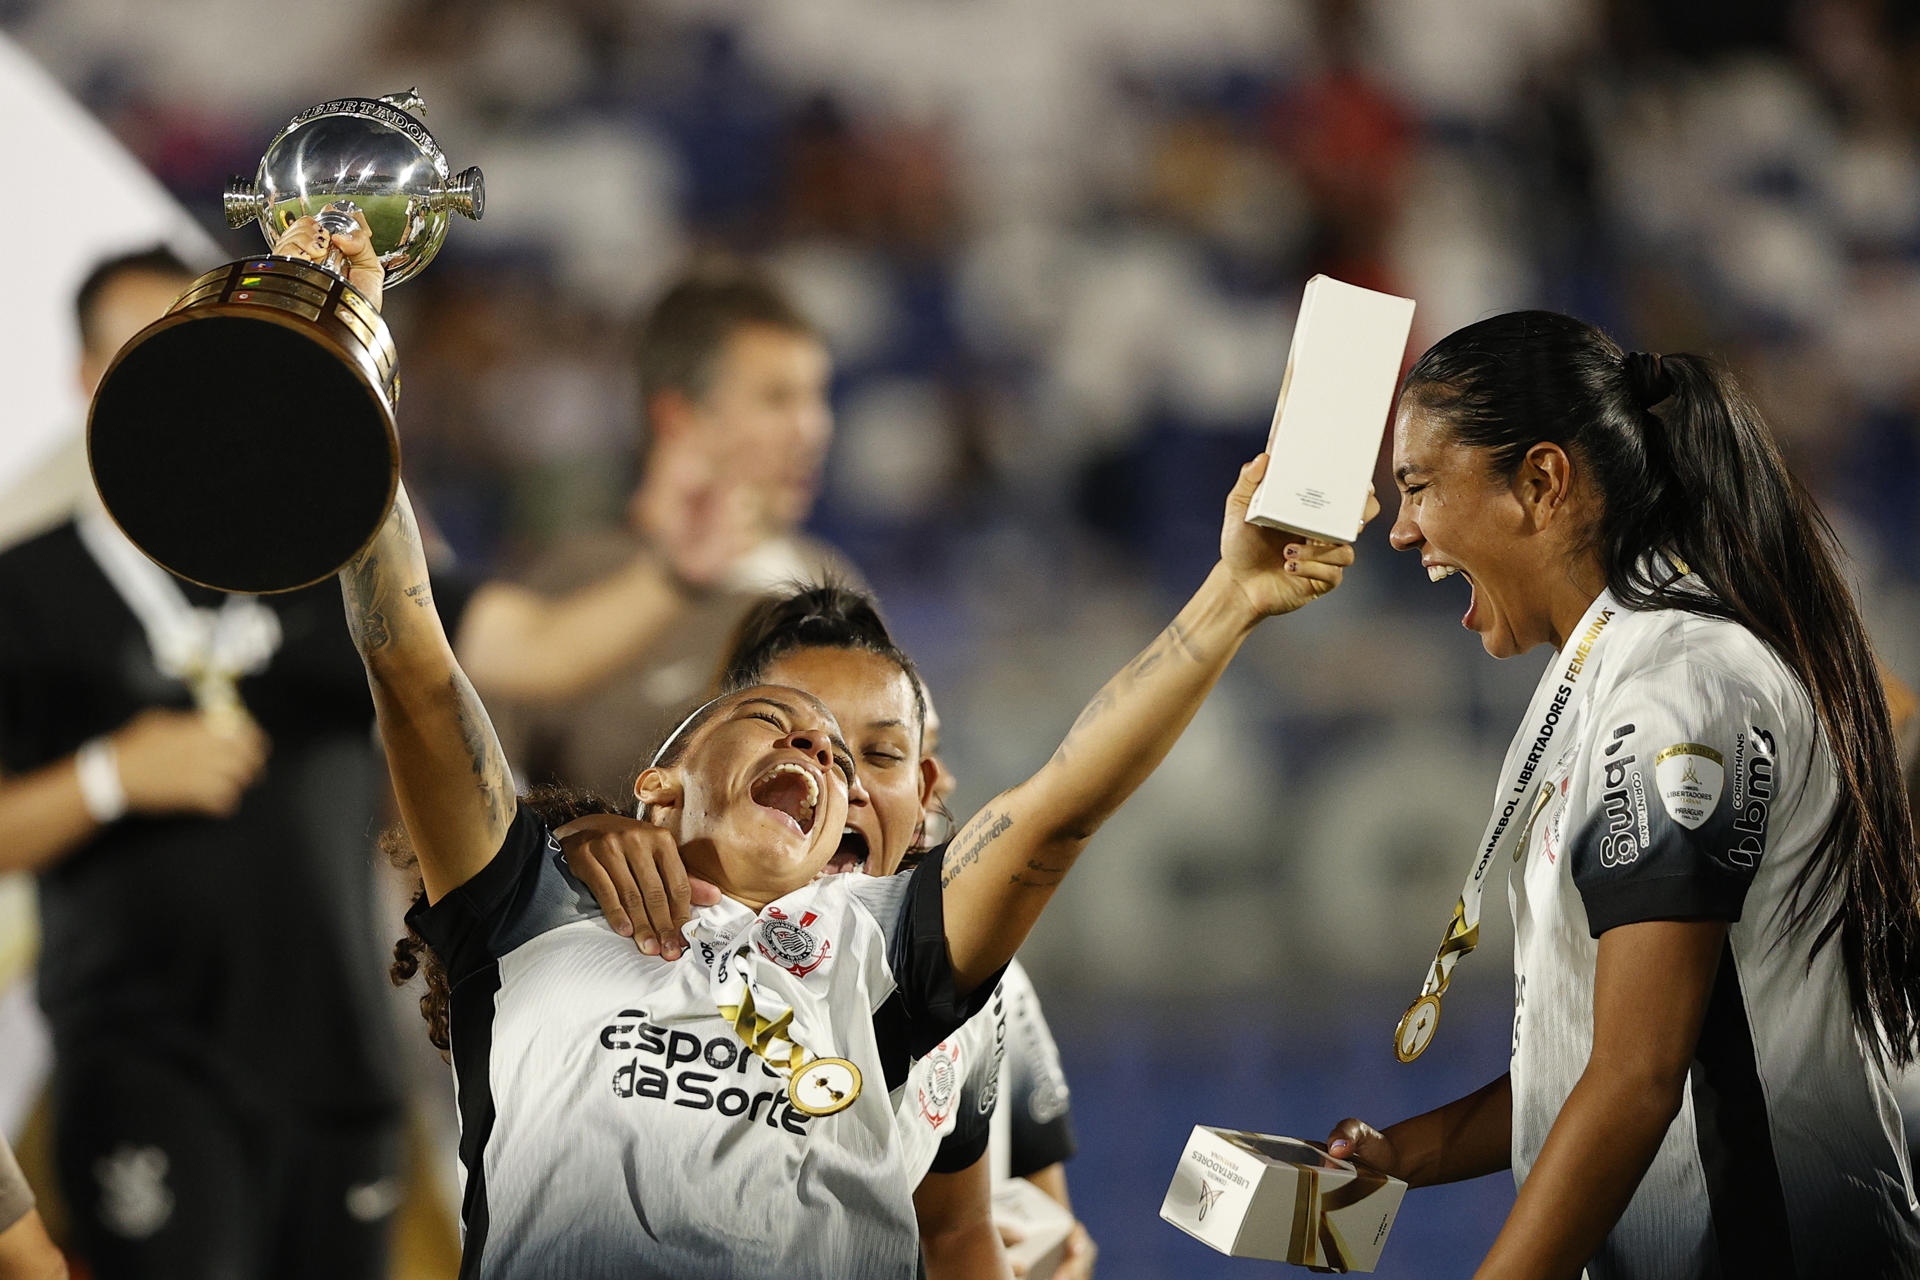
left=1398, top=591, right=1620, bottom=1058
left=713, top=945, right=811, bottom=1081
left=689, top=886, right=857, bottom=1115
left=76, top=509, right=279, bottom=726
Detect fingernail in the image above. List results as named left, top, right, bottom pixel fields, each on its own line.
left=614, top=919, right=633, bottom=937
left=664, top=945, right=681, bottom=960
left=1285, top=545, right=1299, bottom=558
left=640, top=937, right=659, bottom=955
left=1286, top=562, right=1298, bottom=573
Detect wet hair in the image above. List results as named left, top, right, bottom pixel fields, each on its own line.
left=74, top=246, right=195, bottom=354
left=635, top=264, right=817, bottom=420
left=1405, top=310, right=1920, bottom=1064
left=388, top=784, right=627, bottom=1053
left=721, top=581, right=926, bottom=740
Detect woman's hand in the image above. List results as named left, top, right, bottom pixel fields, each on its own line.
left=113, top=707, right=269, bottom=818
left=1218, top=453, right=1377, bottom=621
left=1325, top=1118, right=1410, bottom=1180
left=555, top=813, right=721, bottom=958
left=628, top=447, right=773, bottom=590
left=270, top=206, right=384, bottom=309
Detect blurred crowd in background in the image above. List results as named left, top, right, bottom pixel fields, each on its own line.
left=5, top=0, right=1920, bottom=1274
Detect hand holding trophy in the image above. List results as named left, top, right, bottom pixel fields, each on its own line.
left=272, top=207, right=385, bottom=308
left=88, top=91, right=483, bottom=594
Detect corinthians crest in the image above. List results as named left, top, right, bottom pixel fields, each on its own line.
left=757, top=907, right=832, bottom=978
left=916, top=1039, right=963, bottom=1126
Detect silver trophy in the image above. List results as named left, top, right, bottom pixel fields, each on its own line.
left=224, top=89, right=484, bottom=284
left=88, top=91, right=485, bottom=594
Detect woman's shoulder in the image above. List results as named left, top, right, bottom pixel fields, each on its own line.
left=838, top=868, right=918, bottom=934
left=1603, top=606, right=1809, bottom=724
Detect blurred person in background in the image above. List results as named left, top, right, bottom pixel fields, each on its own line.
left=0, top=246, right=465, bottom=1280
left=1329, top=312, right=1920, bottom=1278
left=0, top=251, right=186, bottom=551
left=458, top=264, right=844, bottom=800
left=0, top=1135, right=64, bottom=1280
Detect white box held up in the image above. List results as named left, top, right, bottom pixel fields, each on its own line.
left=1247, top=275, right=1415, bottom=544
left=1160, top=1125, right=1406, bottom=1273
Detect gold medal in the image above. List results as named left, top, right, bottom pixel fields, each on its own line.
left=788, top=1057, right=862, bottom=1116
left=1396, top=600, right=1619, bottom=1064
left=1393, top=994, right=1441, bottom=1063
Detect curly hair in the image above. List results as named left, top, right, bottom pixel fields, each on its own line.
left=387, top=784, right=624, bottom=1054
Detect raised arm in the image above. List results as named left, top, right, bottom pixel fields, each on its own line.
left=343, top=488, right=515, bottom=903
left=457, top=460, right=767, bottom=702
left=269, top=208, right=521, bottom=903
left=939, top=455, right=1373, bottom=991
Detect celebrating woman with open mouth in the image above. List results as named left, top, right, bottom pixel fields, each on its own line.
left=276, top=216, right=1370, bottom=1276
left=1329, top=311, right=1920, bottom=1279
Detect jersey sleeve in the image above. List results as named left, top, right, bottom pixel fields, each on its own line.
left=1570, top=661, right=1788, bottom=936
left=405, top=802, right=601, bottom=984
left=850, top=844, right=1009, bottom=1058
left=930, top=982, right=1006, bottom=1174
left=1000, top=962, right=1077, bottom=1177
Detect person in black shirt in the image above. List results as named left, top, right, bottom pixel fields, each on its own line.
left=0, top=249, right=467, bottom=1279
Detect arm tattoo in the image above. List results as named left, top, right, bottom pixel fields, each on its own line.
left=1050, top=619, right=1201, bottom=765
left=942, top=810, right=1012, bottom=888
left=1008, top=856, right=1070, bottom=890
left=450, top=669, right=515, bottom=828
left=341, top=503, right=428, bottom=658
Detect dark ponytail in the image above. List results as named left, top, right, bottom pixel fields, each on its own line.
left=1405, top=311, right=1920, bottom=1064
left=720, top=579, right=927, bottom=739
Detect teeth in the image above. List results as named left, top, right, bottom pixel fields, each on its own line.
left=768, top=759, right=821, bottom=802
left=1427, top=565, right=1459, bottom=582
left=769, top=762, right=819, bottom=822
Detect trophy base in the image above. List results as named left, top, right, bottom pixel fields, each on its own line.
left=88, top=261, right=399, bottom=595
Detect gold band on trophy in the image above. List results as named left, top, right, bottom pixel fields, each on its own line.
left=716, top=949, right=862, bottom=1117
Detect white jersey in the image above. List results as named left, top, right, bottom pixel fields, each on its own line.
left=1506, top=590, right=1920, bottom=1278
left=989, top=958, right=1077, bottom=1184
left=897, top=978, right=1004, bottom=1181
left=410, top=805, right=1001, bottom=1280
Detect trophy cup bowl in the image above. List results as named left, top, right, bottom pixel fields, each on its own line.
left=87, top=90, right=483, bottom=594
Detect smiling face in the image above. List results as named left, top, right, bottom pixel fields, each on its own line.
left=759, top=648, right=926, bottom=878
left=634, top=685, right=863, bottom=906
left=1389, top=401, right=1594, bottom=659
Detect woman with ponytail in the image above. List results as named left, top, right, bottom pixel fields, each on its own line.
left=1328, top=311, right=1920, bottom=1278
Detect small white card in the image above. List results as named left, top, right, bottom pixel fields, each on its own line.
left=1247, top=275, right=1416, bottom=544
left=1160, top=1125, right=1406, bottom=1273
